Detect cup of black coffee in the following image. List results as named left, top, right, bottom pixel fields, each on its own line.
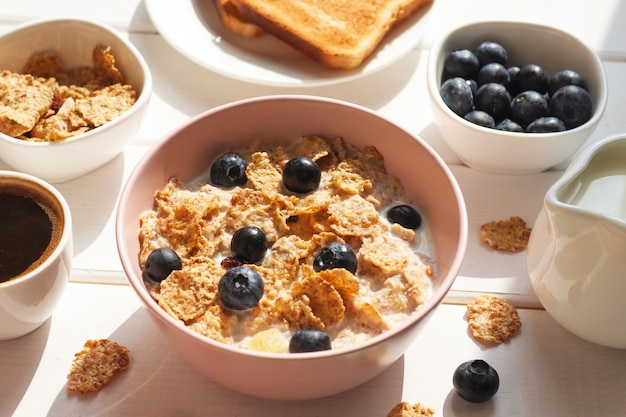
left=0, top=171, right=72, bottom=340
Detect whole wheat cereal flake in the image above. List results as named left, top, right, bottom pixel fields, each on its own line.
left=480, top=216, right=532, bottom=253
left=467, top=294, right=522, bottom=344
left=139, top=136, right=434, bottom=349
left=0, top=45, right=136, bottom=141
left=67, top=339, right=130, bottom=393
left=386, top=401, right=435, bottom=417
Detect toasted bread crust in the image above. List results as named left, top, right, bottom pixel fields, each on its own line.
left=213, top=0, right=264, bottom=38
left=232, top=0, right=433, bottom=69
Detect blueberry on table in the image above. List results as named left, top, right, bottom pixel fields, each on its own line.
left=444, top=49, right=480, bottom=79
left=218, top=266, right=264, bottom=310
left=548, top=69, right=588, bottom=97
left=440, top=77, right=473, bottom=117
left=282, top=156, right=321, bottom=194
left=549, top=85, right=593, bottom=129
left=386, top=204, right=422, bottom=230
left=464, top=110, right=495, bottom=128
left=289, top=328, right=332, bottom=353
left=453, top=359, right=499, bottom=403
left=144, top=248, right=182, bottom=282
left=210, top=153, right=248, bottom=187
left=526, top=117, right=566, bottom=133
left=231, top=226, right=268, bottom=264
left=474, top=41, right=508, bottom=67
left=313, top=242, right=358, bottom=274
left=474, top=83, right=511, bottom=121
left=510, top=90, right=549, bottom=128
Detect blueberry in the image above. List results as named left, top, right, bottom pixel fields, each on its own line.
left=444, top=49, right=480, bottom=79
left=516, top=64, right=549, bottom=94
left=507, top=65, right=521, bottom=96
left=282, top=157, right=321, bottom=194
left=386, top=204, right=422, bottom=230
left=474, top=41, right=508, bottom=66
left=474, top=83, right=511, bottom=121
left=231, top=226, right=268, bottom=264
left=453, top=359, right=499, bottom=403
left=210, top=153, right=248, bottom=187
left=549, top=85, right=593, bottom=129
left=496, top=118, right=524, bottom=132
left=466, top=79, right=478, bottom=96
left=289, top=328, right=332, bottom=353
left=548, top=69, right=588, bottom=97
left=218, top=266, right=264, bottom=310
left=526, top=117, right=566, bottom=133
left=510, top=90, right=549, bottom=128
left=313, top=242, right=357, bottom=274
left=477, top=63, right=510, bottom=87
left=464, top=110, right=495, bottom=128
left=144, top=248, right=182, bottom=282
left=440, top=77, right=473, bottom=117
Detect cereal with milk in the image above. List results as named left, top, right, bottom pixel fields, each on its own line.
left=138, top=135, right=435, bottom=352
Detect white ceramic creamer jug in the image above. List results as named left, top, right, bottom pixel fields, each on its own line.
left=528, top=135, right=626, bottom=349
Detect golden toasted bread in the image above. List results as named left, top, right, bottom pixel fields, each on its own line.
left=231, top=0, right=433, bottom=69
left=213, top=0, right=264, bottom=38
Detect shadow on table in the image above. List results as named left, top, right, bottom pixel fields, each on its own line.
left=0, top=319, right=51, bottom=417
left=46, top=306, right=405, bottom=417
left=54, top=152, right=126, bottom=258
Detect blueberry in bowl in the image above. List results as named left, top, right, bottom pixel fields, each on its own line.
left=427, top=21, right=607, bottom=174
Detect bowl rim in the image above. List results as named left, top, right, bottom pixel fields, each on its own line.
left=426, top=20, right=608, bottom=141
left=116, top=94, right=468, bottom=360
left=0, top=17, right=153, bottom=147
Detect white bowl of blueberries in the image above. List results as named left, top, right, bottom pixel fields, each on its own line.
left=427, top=21, right=608, bottom=174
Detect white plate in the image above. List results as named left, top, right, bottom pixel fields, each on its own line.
left=145, top=0, right=434, bottom=87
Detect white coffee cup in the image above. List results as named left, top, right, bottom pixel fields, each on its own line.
left=0, top=171, right=73, bottom=340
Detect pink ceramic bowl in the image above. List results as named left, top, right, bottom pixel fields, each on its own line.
left=116, top=95, right=467, bottom=400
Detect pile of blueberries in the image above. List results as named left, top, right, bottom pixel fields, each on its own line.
left=439, top=41, right=593, bottom=133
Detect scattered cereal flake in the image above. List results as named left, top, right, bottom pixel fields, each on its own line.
left=386, top=401, right=435, bottom=417
left=480, top=216, right=531, bottom=253
left=467, top=294, right=522, bottom=344
left=67, top=339, right=129, bottom=393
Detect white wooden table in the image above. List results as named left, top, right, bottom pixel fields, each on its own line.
left=2, top=1, right=626, bottom=415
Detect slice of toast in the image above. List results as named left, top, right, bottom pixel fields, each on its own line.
left=231, top=0, right=433, bottom=69
left=213, top=0, right=265, bottom=39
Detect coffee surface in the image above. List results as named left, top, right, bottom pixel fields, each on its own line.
left=0, top=190, right=55, bottom=282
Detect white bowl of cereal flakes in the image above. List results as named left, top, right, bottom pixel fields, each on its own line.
left=116, top=95, right=468, bottom=400
left=0, top=18, right=152, bottom=183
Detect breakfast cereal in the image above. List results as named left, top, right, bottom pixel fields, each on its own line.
left=67, top=339, right=130, bottom=393
left=139, top=135, right=435, bottom=351
left=386, top=401, right=435, bottom=417
left=480, top=216, right=531, bottom=253
left=0, top=45, right=136, bottom=141
left=467, top=294, right=522, bottom=344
